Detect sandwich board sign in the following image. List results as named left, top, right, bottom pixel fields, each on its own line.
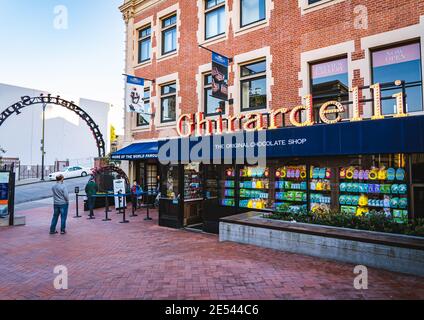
left=113, top=179, right=126, bottom=209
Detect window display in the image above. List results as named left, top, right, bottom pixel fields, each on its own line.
left=310, top=166, right=333, bottom=213
left=239, top=166, right=271, bottom=210
left=221, top=166, right=236, bottom=207
left=184, top=163, right=203, bottom=200
left=274, top=165, right=307, bottom=214
left=164, top=165, right=179, bottom=199
left=339, top=166, right=409, bottom=222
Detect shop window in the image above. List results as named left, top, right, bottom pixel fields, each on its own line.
left=309, top=166, right=335, bottom=213
left=310, top=57, right=349, bottom=122
left=338, top=154, right=409, bottom=223
left=205, top=0, right=226, bottom=40
left=274, top=165, right=308, bottom=214
left=138, top=25, right=151, bottom=63
left=163, top=165, right=179, bottom=199
left=239, top=166, right=272, bottom=210
left=204, top=73, right=224, bottom=116
left=221, top=166, right=236, bottom=207
left=240, top=0, right=266, bottom=27
left=240, top=60, right=267, bottom=111
left=184, top=163, right=203, bottom=200
left=146, top=164, right=158, bottom=193
left=308, top=0, right=323, bottom=4
left=161, top=14, right=177, bottom=55
left=136, top=89, right=150, bottom=127
left=372, top=42, right=423, bottom=114
left=160, top=82, right=176, bottom=123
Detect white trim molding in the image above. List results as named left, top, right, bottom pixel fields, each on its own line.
left=298, top=0, right=347, bottom=15
left=233, top=46, right=274, bottom=115
left=156, top=3, right=181, bottom=62
left=154, top=72, right=181, bottom=129
left=298, top=40, right=355, bottom=116
left=232, top=0, right=274, bottom=37
left=197, top=0, right=230, bottom=46
left=133, top=15, right=155, bottom=69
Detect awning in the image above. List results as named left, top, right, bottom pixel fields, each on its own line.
left=111, top=141, right=158, bottom=160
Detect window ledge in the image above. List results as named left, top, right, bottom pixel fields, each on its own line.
left=131, top=126, right=151, bottom=132
left=300, top=0, right=347, bottom=14
left=135, top=60, right=152, bottom=69
left=157, top=51, right=178, bottom=62
left=156, top=121, right=177, bottom=128
left=234, top=19, right=268, bottom=36
left=199, top=34, right=227, bottom=47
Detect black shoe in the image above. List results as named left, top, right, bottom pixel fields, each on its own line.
left=50, top=231, right=58, bottom=235
left=60, top=231, right=66, bottom=235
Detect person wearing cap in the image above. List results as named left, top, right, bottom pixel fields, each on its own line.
left=50, top=174, right=69, bottom=235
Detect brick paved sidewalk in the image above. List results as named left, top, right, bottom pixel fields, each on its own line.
left=0, top=201, right=423, bottom=300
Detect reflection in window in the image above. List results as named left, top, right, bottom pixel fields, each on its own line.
left=161, top=14, right=177, bottom=55
left=372, top=43, right=423, bottom=114
left=205, top=0, right=226, bottom=39
left=161, top=82, right=177, bottom=123
left=240, top=0, right=266, bottom=27
left=138, top=26, right=151, bottom=63
left=137, top=89, right=150, bottom=127
left=311, top=57, right=349, bottom=122
left=241, top=60, right=267, bottom=111
left=204, top=74, right=224, bottom=116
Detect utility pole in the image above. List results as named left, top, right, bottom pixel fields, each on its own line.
left=41, top=103, right=47, bottom=181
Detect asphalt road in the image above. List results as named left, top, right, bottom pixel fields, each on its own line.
left=15, top=176, right=90, bottom=205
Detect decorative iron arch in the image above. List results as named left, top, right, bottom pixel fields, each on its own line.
left=0, top=94, right=106, bottom=157
left=92, top=165, right=130, bottom=190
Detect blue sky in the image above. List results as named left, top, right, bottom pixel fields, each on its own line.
left=0, top=0, right=125, bottom=132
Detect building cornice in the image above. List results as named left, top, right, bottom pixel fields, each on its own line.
left=119, top=0, right=163, bottom=22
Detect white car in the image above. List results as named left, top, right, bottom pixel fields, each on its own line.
left=48, top=166, right=93, bottom=181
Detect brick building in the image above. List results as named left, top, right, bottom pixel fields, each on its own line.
left=115, top=0, right=424, bottom=231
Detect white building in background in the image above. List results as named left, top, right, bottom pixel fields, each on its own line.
left=0, top=83, right=112, bottom=168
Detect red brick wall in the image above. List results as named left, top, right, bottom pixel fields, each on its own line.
left=128, top=0, right=424, bottom=140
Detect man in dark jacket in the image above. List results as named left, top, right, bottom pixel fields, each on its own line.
left=85, top=177, right=98, bottom=218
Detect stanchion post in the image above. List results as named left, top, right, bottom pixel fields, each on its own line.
left=144, top=200, right=153, bottom=221
left=103, top=194, right=111, bottom=222
left=130, top=193, right=138, bottom=217
left=119, top=192, right=129, bottom=224
left=88, top=194, right=96, bottom=220
left=74, top=187, right=81, bottom=218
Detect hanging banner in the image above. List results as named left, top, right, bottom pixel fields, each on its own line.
left=211, top=52, right=229, bottom=101
left=0, top=172, right=10, bottom=219
left=125, top=75, right=145, bottom=113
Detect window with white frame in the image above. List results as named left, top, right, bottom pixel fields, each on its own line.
left=240, top=0, right=266, bottom=28
left=205, top=0, right=226, bottom=40
left=240, top=60, right=267, bottom=111
left=204, top=73, right=224, bottom=115
left=161, top=14, right=177, bottom=55
left=136, top=88, right=151, bottom=127
left=138, top=26, right=151, bottom=63
left=160, top=82, right=177, bottom=123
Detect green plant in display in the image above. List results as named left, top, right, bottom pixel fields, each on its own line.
left=263, top=210, right=424, bottom=237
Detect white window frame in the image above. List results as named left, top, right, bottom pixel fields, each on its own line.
left=298, top=0, right=347, bottom=15
left=197, top=0, right=229, bottom=46
left=154, top=73, right=181, bottom=128
left=156, top=4, right=181, bottom=61
left=232, top=0, right=274, bottom=36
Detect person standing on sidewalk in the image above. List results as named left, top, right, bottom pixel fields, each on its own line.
left=85, top=177, right=98, bottom=218
left=50, top=174, right=69, bottom=235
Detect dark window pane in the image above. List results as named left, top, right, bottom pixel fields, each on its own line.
left=161, top=96, right=176, bottom=122
left=241, top=0, right=266, bottom=27
left=308, top=0, right=323, bottom=4
left=139, top=27, right=151, bottom=38
left=161, top=83, right=176, bottom=95
left=241, top=60, right=266, bottom=76
left=241, top=77, right=267, bottom=110
left=138, top=38, right=151, bottom=62
left=137, top=113, right=149, bottom=126
left=204, top=74, right=213, bottom=85
left=206, top=0, right=225, bottom=9
left=372, top=43, right=423, bottom=114
left=162, top=14, right=177, bottom=28
left=162, top=27, right=177, bottom=54
left=205, top=6, right=226, bottom=39
left=205, top=88, right=223, bottom=115
left=311, top=57, right=349, bottom=121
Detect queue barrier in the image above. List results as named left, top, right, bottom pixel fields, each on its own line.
left=75, top=192, right=156, bottom=224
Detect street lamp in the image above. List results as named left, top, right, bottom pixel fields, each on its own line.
left=41, top=102, right=47, bottom=181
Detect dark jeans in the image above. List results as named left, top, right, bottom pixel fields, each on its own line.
left=50, top=204, right=69, bottom=233
left=87, top=196, right=95, bottom=216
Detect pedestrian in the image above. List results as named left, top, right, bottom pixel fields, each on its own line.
left=131, top=180, right=142, bottom=209
left=85, top=176, right=98, bottom=218
left=50, top=174, right=69, bottom=235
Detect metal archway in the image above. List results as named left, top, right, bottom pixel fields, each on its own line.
left=92, top=165, right=130, bottom=191
left=0, top=94, right=106, bottom=157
